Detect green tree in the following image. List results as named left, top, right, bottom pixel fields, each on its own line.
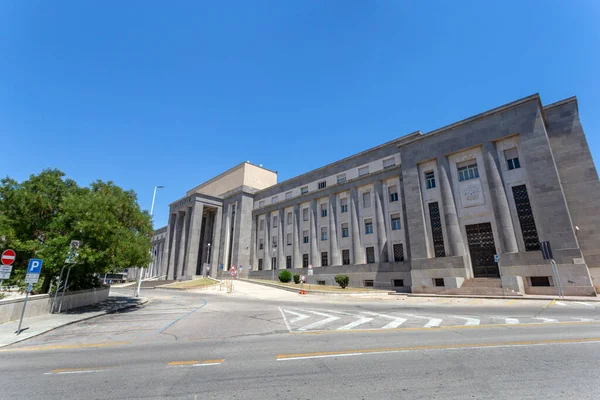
left=0, top=169, right=153, bottom=293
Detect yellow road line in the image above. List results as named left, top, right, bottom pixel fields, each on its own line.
left=504, top=299, right=518, bottom=305
left=168, top=359, right=224, bottom=367
left=276, top=337, right=600, bottom=360
left=203, top=359, right=225, bottom=364
left=548, top=299, right=556, bottom=307
left=47, top=367, right=112, bottom=374
left=290, top=320, right=600, bottom=335
left=168, top=360, right=201, bottom=366
left=0, top=341, right=130, bottom=352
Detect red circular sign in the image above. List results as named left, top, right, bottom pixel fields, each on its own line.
left=1, top=249, right=16, bottom=266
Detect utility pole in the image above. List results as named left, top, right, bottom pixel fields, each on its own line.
left=136, top=185, right=163, bottom=297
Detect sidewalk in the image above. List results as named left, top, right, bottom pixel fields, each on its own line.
left=0, top=295, right=148, bottom=348
left=401, top=293, right=600, bottom=302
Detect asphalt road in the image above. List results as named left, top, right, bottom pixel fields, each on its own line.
left=1, top=281, right=599, bottom=399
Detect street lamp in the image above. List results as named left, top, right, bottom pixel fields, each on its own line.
left=136, top=185, right=164, bottom=297
left=206, top=243, right=211, bottom=277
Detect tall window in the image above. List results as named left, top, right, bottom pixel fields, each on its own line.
left=458, top=162, right=480, bottom=182
left=272, top=196, right=278, bottom=203
left=258, top=259, right=263, bottom=270
left=259, top=219, right=264, bottom=231
left=363, top=192, right=371, bottom=208
left=366, top=247, right=375, bottom=263
left=285, top=191, right=292, bottom=199
left=287, top=212, right=292, bottom=225
left=428, top=202, right=446, bottom=257
left=321, top=227, right=328, bottom=241
left=393, top=243, right=404, bottom=262
left=358, top=166, right=369, bottom=176
left=341, top=223, right=349, bottom=238
left=303, top=230, right=309, bottom=244
left=259, top=200, right=265, bottom=208
left=512, top=185, right=540, bottom=251
left=388, top=185, right=399, bottom=202
left=303, top=208, right=309, bottom=221
left=259, top=238, right=264, bottom=250
left=340, top=197, right=348, bottom=213
left=365, top=219, right=373, bottom=234
left=321, top=252, right=328, bottom=267
left=321, top=203, right=327, bottom=217
left=287, top=233, right=292, bottom=246
left=342, top=249, right=350, bottom=265
left=505, top=148, right=521, bottom=170
left=391, top=213, right=401, bottom=230
left=272, top=236, right=277, bottom=248
left=302, top=254, right=309, bottom=268
left=286, top=256, right=292, bottom=269
left=271, top=257, right=277, bottom=269
left=301, top=186, right=309, bottom=194
left=337, top=174, right=346, bottom=184
left=318, top=181, right=327, bottom=189
left=383, top=157, right=396, bottom=169
left=272, top=215, right=278, bottom=227
left=425, top=171, right=436, bottom=189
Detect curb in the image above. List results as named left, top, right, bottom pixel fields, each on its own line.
left=0, top=297, right=149, bottom=349
left=241, top=279, right=389, bottom=297
left=155, top=284, right=220, bottom=292
left=399, top=293, right=600, bottom=302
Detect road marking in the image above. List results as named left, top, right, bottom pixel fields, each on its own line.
left=574, top=318, right=594, bottom=322
left=299, top=311, right=340, bottom=331
left=275, top=337, right=600, bottom=361
left=555, top=301, right=567, bottom=306
left=278, top=307, right=292, bottom=332
left=505, top=318, right=519, bottom=324
left=168, top=359, right=224, bottom=367
left=284, top=309, right=311, bottom=323
left=574, top=302, right=593, bottom=307
left=548, top=299, right=556, bottom=307
left=337, top=317, right=373, bottom=330
left=453, top=316, right=480, bottom=326
left=534, top=317, right=558, bottom=323
left=424, top=318, right=443, bottom=328
left=45, top=367, right=110, bottom=375
left=158, top=298, right=208, bottom=333
left=0, top=342, right=130, bottom=352
left=362, top=311, right=407, bottom=328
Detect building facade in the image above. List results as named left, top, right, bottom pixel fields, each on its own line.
left=157, top=94, right=600, bottom=296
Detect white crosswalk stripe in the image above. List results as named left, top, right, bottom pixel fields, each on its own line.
left=505, top=318, right=519, bottom=324
left=453, top=316, right=480, bottom=326
left=574, top=302, right=593, bottom=307
left=337, top=317, right=373, bottom=330
left=284, top=310, right=310, bottom=324
left=534, top=317, right=558, bottom=323
left=555, top=301, right=567, bottom=306
left=362, top=312, right=407, bottom=328
left=424, top=318, right=443, bottom=328
left=298, top=311, right=340, bottom=331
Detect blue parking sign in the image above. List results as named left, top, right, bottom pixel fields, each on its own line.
left=27, top=259, right=43, bottom=274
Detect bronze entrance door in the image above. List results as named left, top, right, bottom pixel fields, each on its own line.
left=465, top=222, right=499, bottom=277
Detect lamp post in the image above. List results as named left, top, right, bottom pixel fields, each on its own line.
left=206, top=243, right=211, bottom=277
left=136, top=185, right=164, bottom=297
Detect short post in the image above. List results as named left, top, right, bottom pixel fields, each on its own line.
left=16, top=284, right=32, bottom=335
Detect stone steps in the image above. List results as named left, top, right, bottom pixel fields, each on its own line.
left=461, top=278, right=502, bottom=288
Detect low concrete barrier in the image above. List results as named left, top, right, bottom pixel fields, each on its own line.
left=0, top=287, right=110, bottom=324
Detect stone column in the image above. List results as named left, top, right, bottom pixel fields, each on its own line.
left=167, top=212, right=182, bottom=280
left=310, top=199, right=319, bottom=267
left=278, top=209, right=285, bottom=270
left=350, top=187, right=364, bottom=264
left=382, top=181, right=394, bottom=261
left=438, top=156, right=465, bottom=257
left=374, top=180, right=389, bottom=262
left=221, top=204, right=231, bottom=270
left=210, top=207, right=223, bottom=278
left=162, top=213, right=175, bottom=278
left=176, top=209, right=190, bottom=279
left=184, top=202, right=204, bottom=278
left=251, top=214, right=258, bottom=272
left=264, top=213, right=272, bottom=270
left=293, top=204, right=302, bottom=268
left=202, top=212, right=215, bottom=269
left=483, top=142, right=519, bottom=253
left=328, top=194, right=341, bottom=266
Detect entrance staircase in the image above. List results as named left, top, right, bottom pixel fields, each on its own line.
left=440, top=278, right=522, bottom=296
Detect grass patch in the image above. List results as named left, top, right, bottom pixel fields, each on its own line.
left=161, top=278, right=217, bottom=289
left=251, top=279, right=386, bottom=293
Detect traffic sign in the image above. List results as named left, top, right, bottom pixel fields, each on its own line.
left=308, top=264, right=313, bottom=270
left=27, top=283, right=33, bottom=293
left=25, top=258, right=43, bottom=284
left=300, top=275, right=306, bottom=282
left=0, top=265, right=12, bottom=279
left=494, top=254, right=500, bottom=263
left=308, top=269, right=313, bottom=276
left=1, top=249, right=16, bottom=266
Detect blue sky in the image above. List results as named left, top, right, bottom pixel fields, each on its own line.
left=2, top=1, right=599, bottom=229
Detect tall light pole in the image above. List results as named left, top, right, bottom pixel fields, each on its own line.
left=136, top=185, right=164, bottom=297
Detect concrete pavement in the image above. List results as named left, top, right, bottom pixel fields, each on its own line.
left=0, top=281, right=598, bottom=399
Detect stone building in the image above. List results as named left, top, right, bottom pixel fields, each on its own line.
left=157, top=94, right=600, bottom=296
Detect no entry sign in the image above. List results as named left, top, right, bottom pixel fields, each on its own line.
left=1, top=249, right=16, bottom=266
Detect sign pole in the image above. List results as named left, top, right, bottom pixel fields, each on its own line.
left=58, top=265, right=73, bottom=314
left=52, top=265, right=67, bottom=313
left=16, top=285, right=32, bottom=335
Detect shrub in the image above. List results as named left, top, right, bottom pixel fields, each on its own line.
left=293, top=274, right=301, bottom=284
left=335, top=275, right=349, bottom=289
left=279, top=270, right=292, bottom=283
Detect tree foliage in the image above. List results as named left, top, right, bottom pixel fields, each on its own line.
left=0, top=169, right=153, bottom=293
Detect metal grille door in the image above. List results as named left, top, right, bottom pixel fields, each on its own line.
left=428, top=202, right=446, bottom=257
left=465, top=222, right=499, bottom=277
left=512, top=185, right=540, bottom=251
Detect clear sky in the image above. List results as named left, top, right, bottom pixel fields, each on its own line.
left=2, top=1, right=599, bottom=229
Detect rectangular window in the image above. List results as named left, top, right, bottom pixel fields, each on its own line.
left=259, top=238, right=264, bottom=250
left=272, top=257, right=277, bottom=270
left=366, top=247, right=375, bottom=263
left=303, top=230, right=309, bottom=244
left=358, top=166, right=369, bottom=176
left=365, top=219, right=373, bottom=235
left=393, top=243, right=404, bottom=262
left=318, top=181, right=327, bottom=189
left=287, top=233, right=292, bottom=246
left=512, top=185, right=540, bottom=251
left=272, top=215, right=278, bottom=227
left=272, top=236, right=277, bottom=248
left=458, top=162, right=480, bottom=182
left=388, top=185, right=398, bottom=202
left=258, top=259, right=263, bottom=270
left=342, top=249, right=350, bottom=265
left=302, top=254, right=309, bottom=268
left=363, top=192, right=371, bottom=208
left=393, top=279, right=404, bottom=287
left=259, top=219, right=264, bottom=231
left=341, top=223, right=349, bottom=238
left=272, top=196, right=278, bottom=203
left=301, top=186, right=308, bottom=194
left=287, top=212, right=292, bottom=225
left=317, top=280, right=326, bottom=285
left=340, top=197, right=348, bottom=213
left=321, top=227, right=328, bottom=241
left=425, top=171, right=436, bottom=189
left=434, top=278, right=445, bottom=287
left=363, top=280, right=374, bottom=287
left=321, top=251, right=328, bottom=267
left=391, top=213, right=401, bottom=230
left=303, top=208, right=309, bottom=221
left=285, top=191, right=292, bottom=199
left=259, top=200, right=265, bottom=208
left=321, top=203, right=327, bottom=217
left=337, top=174, right=346, bottom=184
left=530, top=276, right=551, bottom=287
left=428, top=202, right=446, bottom=257
left=383, top=157, right=396, bottom=169
left=286, top=255, right=292, bottom=269
left=505, top=148, right=521, bottom=170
